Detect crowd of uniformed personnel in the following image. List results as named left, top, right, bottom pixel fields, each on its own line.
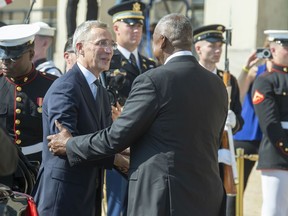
left=0, top=1, right=288, bottom=216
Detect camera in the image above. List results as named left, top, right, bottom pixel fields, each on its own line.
left=105, top=70, right=127, bottom=107
left=106, top=86, right=126, bottom=107
left=256, top=48, right=272, bottom=59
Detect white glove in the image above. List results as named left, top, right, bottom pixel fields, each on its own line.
left=225, top=110, right=236, bottom=128
left=218, top=149, right=232, bottom=165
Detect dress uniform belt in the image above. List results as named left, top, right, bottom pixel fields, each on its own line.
left=21, top=142, right=43, bottom=155
left=281, top=121, right=288, bottom=129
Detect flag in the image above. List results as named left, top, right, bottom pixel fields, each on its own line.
left=0, top=0, right=13, bottom=8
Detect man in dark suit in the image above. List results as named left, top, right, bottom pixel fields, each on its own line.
left=32, top=20, right=118, bottom=216
left=48, top=14, right=228, bottom=216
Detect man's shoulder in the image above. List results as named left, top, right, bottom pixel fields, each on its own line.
left=37, top=70, right=58, bottom=81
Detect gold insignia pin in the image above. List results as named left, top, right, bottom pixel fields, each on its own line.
left=121, top=60, right=127, bottom=66
left=37, top=107, right=42, bottom=113
left=133, top=2, right=141, bottom=11
left=217, top=26, right=223, bottom=31
left=284, top=67, right=287, bottom=72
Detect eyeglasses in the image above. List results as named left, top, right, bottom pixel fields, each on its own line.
left=0, top=50, right=30, bottom=63
left=87, top=40, right=117, bottom=50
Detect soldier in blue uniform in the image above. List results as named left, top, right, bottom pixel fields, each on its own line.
left=252, top=30, right=288, bottom=216
left=102, top=1, right=156, bottom=216
left=0, top=24, right=57, bottom=191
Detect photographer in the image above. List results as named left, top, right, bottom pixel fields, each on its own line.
left=252, top=30, right=288, bottom=216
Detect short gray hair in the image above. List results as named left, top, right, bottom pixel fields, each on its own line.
left=72, top=20, right=109, bottom=54
left=156, top=13, right=193, bottom=48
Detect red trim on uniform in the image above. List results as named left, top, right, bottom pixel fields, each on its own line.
left=13, top=86, right=18, bottom=144
left=252, top=90, right=265, bottom=104
left=37, top=97, right=43, bottom=107
left=6, top=0, right=13, bottom=4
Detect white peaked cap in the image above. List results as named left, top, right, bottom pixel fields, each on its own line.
left=32, top=21, right=56, bottom=37
left=0, top=24, right=40, bottom=47
left=264, top=30, right=288, bottom=41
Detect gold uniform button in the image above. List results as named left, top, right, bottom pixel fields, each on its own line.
left=15, top=130, right=21, bottom=135
left=16, top=97, right=22, bottom=102
left=284, top=67, right=288, bottom=72
left=279, top=142, right=284, bottom=147
left=285, top=148, right=288, bottom=152
left=15, top=139, right=21, bottom=145
left=15, top=109, right=21, bottom=114
left=15, top=119, right=21, bottom=125
left=16, top=86, right=22, bottom=91
left=283, top=92, right=287, bottom=96
left=24, top=77, right=28, bottom=82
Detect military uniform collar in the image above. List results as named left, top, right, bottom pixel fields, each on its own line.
left=5, top=66, right=37, bottom=85
left=117, top=44, right=138, bottom=60
left=271, top=62, right=288, bottom=73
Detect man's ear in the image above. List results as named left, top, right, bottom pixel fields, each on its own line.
left=30, top=49, right=35, bottom=60
left=160, top=35, right=167, bottom=49
left=194, top=43, right=201, bottom=55
left=76, top=42, right=84, bottom=55
left=113, top=23, right=119, bottom=35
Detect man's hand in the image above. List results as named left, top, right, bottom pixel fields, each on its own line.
left=111, top=102, right=122, bottom=121
left=47, top=120, right=72, bottom=156
left=114, top=148, right=130, bottom=175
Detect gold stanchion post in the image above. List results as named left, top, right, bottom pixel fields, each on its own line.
left=236, top=148, right=244, bottom=216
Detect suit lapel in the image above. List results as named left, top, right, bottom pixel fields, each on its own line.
left=74, top=65, right=101, bottom=128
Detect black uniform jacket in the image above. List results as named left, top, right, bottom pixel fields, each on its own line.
left=252, top=63, right=288, bottom=169
left=217, top=69, right=244, bottom=133
left=104, top=49, right=156, bottom=103
left=0, top=67, right=56, bottom=161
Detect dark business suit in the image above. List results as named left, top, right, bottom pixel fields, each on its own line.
left=66, top=55, right=227, bottom=216
left=104, top=48, right=156, bottom=216
left=33, top=64, right=114, bottom=216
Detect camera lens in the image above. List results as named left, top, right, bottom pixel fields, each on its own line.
left=263, top=49, right=271, bottom=58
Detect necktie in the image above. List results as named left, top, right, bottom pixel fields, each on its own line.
left=129, top=53, right=138, bottom=69
left=94, top=79, right=103, bottom=121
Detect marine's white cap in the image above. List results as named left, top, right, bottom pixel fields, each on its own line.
left=32, top=21, right=56, bottom=37
left=0, top=24, right=40, bottom=59
left=0, top=24, right=40, bottom=47
left=264, top=30, right=288, bottom=42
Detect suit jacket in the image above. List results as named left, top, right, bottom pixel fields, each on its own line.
left=33, top=64, right=114, bottom=216
left=66, top=56, right=228, bottom=216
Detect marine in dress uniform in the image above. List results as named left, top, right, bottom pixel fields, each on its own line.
left=0, top=24, right=57, bottom=163
left=32, top=22, right=62, bottom=77
left=252, top=30, right=288, bottom=216
left=102, top=1, right=156, bottom=216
